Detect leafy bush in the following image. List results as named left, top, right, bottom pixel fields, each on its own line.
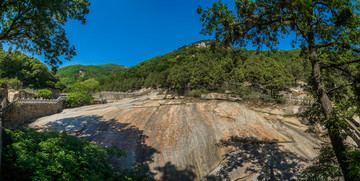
left=64, top=92, right=94, bottom=108
left=7, top=78, right=21, bottom=89
left=275, top=95, right=286, bottom=104
left=301, top=145, right=360, bottom=181
left=232, top=85, right=262, bottom=100
left=0, top=78, right=7, bottom=88
left=64, top=78, right=100, bottom=94
left=36, top=89, right=53, bottom=99
left=186, top=88, right=208, bottom=97
left=1, top=129, right=128, bottom=180
left=55, top=81, right=67, bottom=90
left=0, top=78, right=22, bottom=89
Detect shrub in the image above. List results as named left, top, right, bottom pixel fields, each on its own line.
left=275, top=95, right=286, bottom=104
left=64, top=92, right=94, bottom=108
left=1, top=129, right=127, bottom=180
left=36, top=89, right=53, bottom=99
left=186, top=88, right=208, bottom=97
left=0, top=78, right=22, bottom=89
left=0, top=78, right=7, bottom=88
left=65, top=78, right=100, bottom=93
left=232, top=85, right=262, bottom=100
left=55, top=81, right=67, bottom=90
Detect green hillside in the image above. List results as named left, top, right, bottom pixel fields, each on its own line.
left=101, top=40, right=311, bottom=99
left=57, top=64, right=126, bottom=84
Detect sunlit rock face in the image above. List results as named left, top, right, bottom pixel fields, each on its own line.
left=29, top=96, right=321, bottom=180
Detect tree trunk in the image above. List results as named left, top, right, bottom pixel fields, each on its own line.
left=309, top=47, right=351, bottom=180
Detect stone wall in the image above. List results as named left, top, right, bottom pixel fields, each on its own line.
left=93, top=92, right=135, bottom=101
left=2, top=97, right=65, bottom=129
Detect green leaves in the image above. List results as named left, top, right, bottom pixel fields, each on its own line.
left=0, top=50, right=58, bottom=89
left=301, top=145, right=344, bottom=181
left=101, top=41, right=307, bottom=99
left=0, top=0, right=91, bottom=69
left=57, top=64, right=126, bottom=85
left=64, top=92, right=94, bottom=108
left=2, top=128, right=128, bottom=180
left=35, top=89, right=53, bottom=99
left=64, top=78, right=100, bottom=107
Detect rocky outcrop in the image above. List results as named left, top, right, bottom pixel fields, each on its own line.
left=93, top=88, right=156, bottom=102
left=201, top=93, right=242, bottom=102
left=7, top=90, right=35, bottom=102
left=29, top=96, right=321, bottom=180
left=201, top=93, right=227, bottom=100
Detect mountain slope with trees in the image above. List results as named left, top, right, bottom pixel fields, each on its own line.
left=56, top=64, right=126, bottom=84
left=101, top=41, right=311, bottom=100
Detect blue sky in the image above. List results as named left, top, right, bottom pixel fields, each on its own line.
left=38, top=0, right=297, bottom=68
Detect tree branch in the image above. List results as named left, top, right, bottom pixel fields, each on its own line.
left=327, top=82, right=354, bottom=93
left=0, top=5, right=32, bottom=41
left=313, top=1, right=338, bottom=16
left=321, top=59, right=360, bottom=68
left=314, top=41, right=360, bottom=54
left=315, top=42, right=335, bottom=49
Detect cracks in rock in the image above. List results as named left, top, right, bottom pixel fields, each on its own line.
left=212, top=101, right=237, bottom=122
left=142, top=105, right=161, bottom=131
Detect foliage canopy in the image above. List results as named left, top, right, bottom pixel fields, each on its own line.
left=1, top=129, right=127, bottom=180
left=57, top=64, right=126, bottom=84
left=101, top=42, right=308, bottom=100
left=0, top=0, right=90, bottom=69
left=198, top=0, right=360, bottom=180
left=0, top=49, right=58, bottom=89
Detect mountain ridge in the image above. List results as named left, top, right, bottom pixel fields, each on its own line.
left=57, top=63, right=126, bottom=84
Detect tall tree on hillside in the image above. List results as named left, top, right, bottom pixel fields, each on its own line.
left=0, top=0, right=90, bottom=70
left=198, top=0, right=360, bottom=180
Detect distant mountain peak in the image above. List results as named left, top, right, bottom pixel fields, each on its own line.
left=188, top=40, right=214, bottom=48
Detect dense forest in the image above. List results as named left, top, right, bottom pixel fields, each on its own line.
left=0, top=41, right=312, bottom=101
left=0, top=50, right=58, bottom=89
left=56, top=64, right=126, bottom=84
left=101, top=41, right=311, bottom=99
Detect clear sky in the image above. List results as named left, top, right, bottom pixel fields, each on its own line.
left=41, top=0, right=297, bottom=68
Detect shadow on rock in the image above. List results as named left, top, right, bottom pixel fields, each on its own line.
left=154, top=162, right=197, bottom=181
left=40, top=116, right=199, bottom=180
left=209, top=136, right=308, bottom=181
left=40, top=116, right=158, bottom=168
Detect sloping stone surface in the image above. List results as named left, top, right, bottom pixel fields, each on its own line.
left=29, top=96, right=321, bottom=180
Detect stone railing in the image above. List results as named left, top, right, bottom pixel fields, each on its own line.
left=18, top=95, right=66, bottom=104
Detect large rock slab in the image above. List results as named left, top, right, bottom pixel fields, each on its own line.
left=29, top=96, right=321, bottom=180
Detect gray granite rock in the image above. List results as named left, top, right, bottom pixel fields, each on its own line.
left=29, top=96, right=321, bottom=180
